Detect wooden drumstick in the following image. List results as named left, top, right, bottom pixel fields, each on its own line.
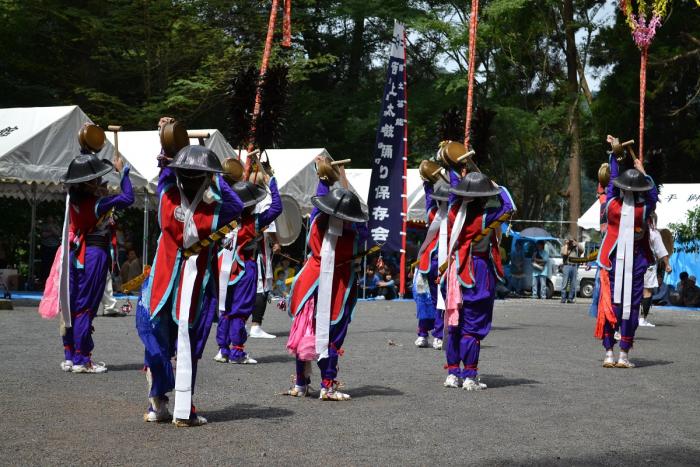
left=457, top=149, right=476, bottom=162
left=331, top=159, right=351, bottom=166
left=188, top=130, right=210, bottom=146
left=108, top=125, right=123, bottom=165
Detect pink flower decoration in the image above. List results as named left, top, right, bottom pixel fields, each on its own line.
left=631, top=13, right=662, bottom=49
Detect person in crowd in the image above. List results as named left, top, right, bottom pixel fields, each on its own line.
left=560, top=238, right=582, bottom=304
left=376, top=266, right=397, bottom=300
left=121, top=249, right=142, bottom=285
left=532, top=240, right=549, bottom=299
left=683, top=276, right=700, bottom=307
left=509, top=241, right=526, bottom=296
left=359, top=265, right=380, bottom=298
left=136, top=138, right=243, bottom=427
left=595, top=141, right=657, bottom=369
left=272, top=270, right=288, bottom=297
left=274, top=258, right=296, bottom=282
left=640, top=213, right=672, bottom=326
left=285, top=158, right=368, bottom=400
left=59, top=141, right=134, bottom=374
left=215, top=166, right=282, bottom=363
left=443, top=171, right=516, bottom=390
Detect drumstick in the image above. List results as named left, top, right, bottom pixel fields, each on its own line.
left=456, top=150, right=475, bottom=162
left=108, top=125, right=122, bottom=165
left=331, top=159, right=351, bottom=166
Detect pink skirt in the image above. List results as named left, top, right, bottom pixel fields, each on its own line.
left=38, top=246, right=63, bottom=320
left=286, top=296, right=317, bottom=361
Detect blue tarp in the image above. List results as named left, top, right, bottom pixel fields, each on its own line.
left=665, top=241, right=700, bottom=286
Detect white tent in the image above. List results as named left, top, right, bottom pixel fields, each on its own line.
left=105, top=129, right=236, bottom=192
left=0, top=106, right=149, bottom=196
left=345, top=168, right=425, bottom=222
left=238, top=148, right=365, bottom=216
left=578, top=184, right=700, bottom=231
left=0, top=105, right=150, bottom=284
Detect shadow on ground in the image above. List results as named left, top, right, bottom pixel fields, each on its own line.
left=633, top=359, right=673, bottom=368
left=108, top=363, right=144, bottom=372
left=255, top=353, right=295, bottom=364
left=350, top=385, right=404, bottom=398
left=206, top=404, right=295, bottom=423
left=482, top=375, right=540, bottom=388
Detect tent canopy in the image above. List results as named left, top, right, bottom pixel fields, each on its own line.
left=578, top=184, right=700, bottom=231
left=0, top=106, right=149, bottom=200
left=346, top=168, right=424, bottom=222
left=105, top=129, right=235, bottom=193
left=239, top=148, right=350, bottom=216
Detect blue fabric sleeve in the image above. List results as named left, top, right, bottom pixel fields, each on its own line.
left=257, top=177, right=283, bottom=228
left=96, top=166, right=135, bottom=216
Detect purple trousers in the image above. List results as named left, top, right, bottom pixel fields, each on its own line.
left=216, top=260, right=256, bottom=359
left=138, top=288, right=217, bottom=399
left=295, top=295, right=356, bottom=387
left=602, top=251, right=647, bottom=351
left=445, top=256, right=495, bottom=379
left=62, top=246, right=109, bottom=365
left=417, top=257, right=444, bottom=339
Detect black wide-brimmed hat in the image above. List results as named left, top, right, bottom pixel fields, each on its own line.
left=169, top=145, right=223, bottom=173
left=613, top=168, right=654, bottom=192
left=449, top=172, right=500, bottom=198
left=231, top=181, right=267, bottom=208
left=431, top=184, right=450, bottom=202
left=63, top=154, right=113, bottom=184
left=312, top=187, right=368, bottom=223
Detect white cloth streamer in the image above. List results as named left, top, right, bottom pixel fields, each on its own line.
left=315, top=216, right=343, bottom=360
left=218, top=230, right=238, bottom=312
left=614, top=191, right=635, bottom=320
left=436, top=204, right=448, bottom=310
left=173, top=179, right=208, bottom=421
left=58, top=195, right=72, bottom=327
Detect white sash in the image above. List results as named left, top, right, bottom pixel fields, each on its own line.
left=58, top=195, right=72, bottom=327
left=173, top=179, right=208, bottom=421
left=448, top=200, right=469, bottom=255
left=263, top=232, right=274, bottom=292
left=436, top=205, right=448, bottom=310
left=218, top=230, right=238, bottom=312
left=315, top=216, right=343, bottom=360
left=614, top=191, right=635, bottom=320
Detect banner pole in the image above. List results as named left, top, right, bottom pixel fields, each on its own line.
left=399, top=27, right=408, bottom=298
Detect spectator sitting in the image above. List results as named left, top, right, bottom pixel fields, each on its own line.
left=120, top=249, right=142, bottom=285
left=684, top=276, right=700, bottom=307
left=272, top=270, right=288, bottom=297
left=376, top=266, right=397, bottom=300
left=359, top=266, right=380, bottom=298
left=670, top=272, right=690, bottom=306
left=274, top=258, right=296, bottom=281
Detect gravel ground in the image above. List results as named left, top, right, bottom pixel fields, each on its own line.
left=1, top=298, right=699, bottom=466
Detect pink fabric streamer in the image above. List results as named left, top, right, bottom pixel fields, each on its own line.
left=631, top=14, right=661, bottom=49
left=286, top=296, right=317, bottom=361
left=38, top=246, right=63, bottom=320
left=445, top=261, right=462, bottom=327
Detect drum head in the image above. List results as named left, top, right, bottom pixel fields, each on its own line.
left=276, top=195, right=303, bottom=246
left=78, top=124, right=106, bottom=153
left=160, top=121, right=190, bottom=157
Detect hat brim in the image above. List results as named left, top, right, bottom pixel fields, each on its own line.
left=612, top=179, right=654, bottom=192
left=63, top=160, right=113, bottom=184
left=169, top=162, right=222, bottom=173
left=449, top=186, right=500, bottom=198
left=311, top=196, right=368, bottom=223
left=242, top=186, right=268, bottom=208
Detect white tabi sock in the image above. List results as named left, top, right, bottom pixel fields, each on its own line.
left=619, top=350, right=629, bottom=361
left=605, top=350, right=614, bottom=359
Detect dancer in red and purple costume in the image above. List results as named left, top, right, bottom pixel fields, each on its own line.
left=443, top=171, right=515, bottom=390
left=595, top=148, right=657, bottom=369
left=285, top=158, right=368, bottom=400
left=414, top=181, right=449, bottom=350
left=60, top=146, right=134, bottom=374
left=214, top=171, right=281, bottom=364
left=137, top=144, right=243, bottom=427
